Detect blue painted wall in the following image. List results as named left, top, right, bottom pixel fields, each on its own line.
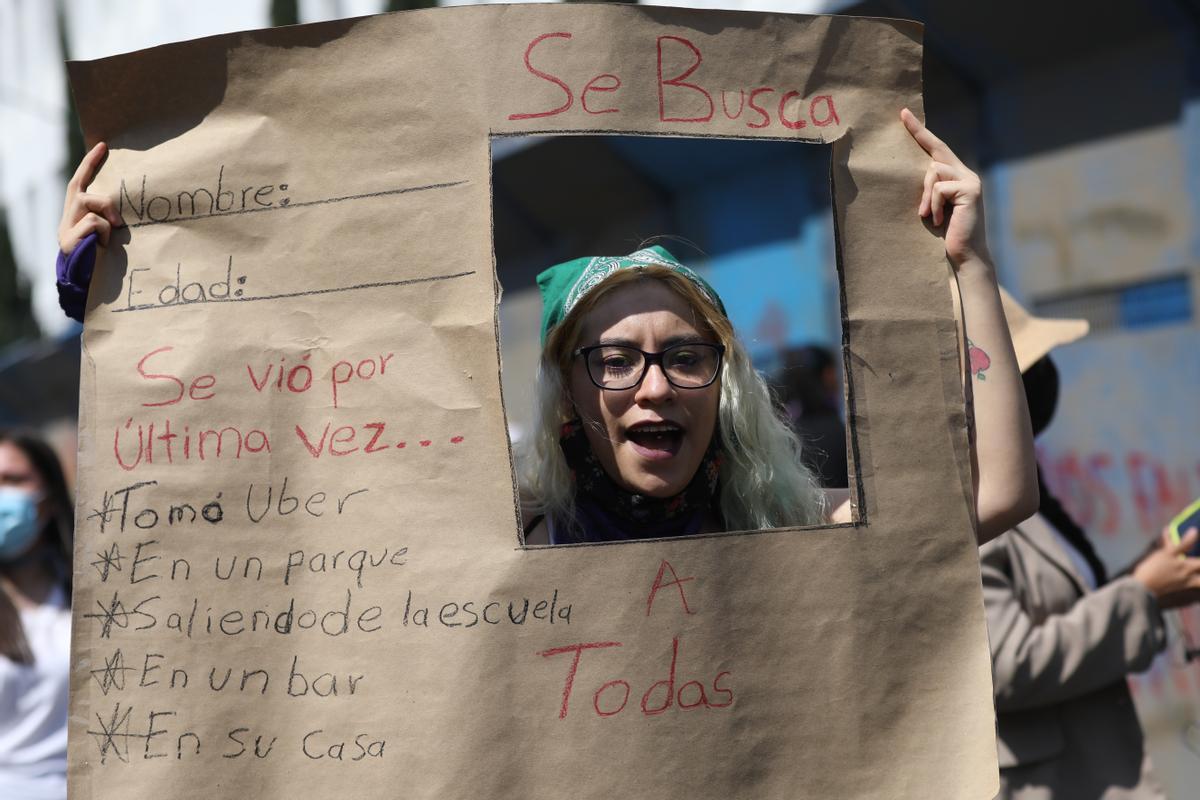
left=608, top=137, right=841, bottom=367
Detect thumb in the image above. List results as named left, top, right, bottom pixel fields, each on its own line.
left=1175, top=527, right=1199, bottom=555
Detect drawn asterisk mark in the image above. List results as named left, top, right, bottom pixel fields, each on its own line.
left=86, top=703, right=147, bottom=764
left=86, top=489, right=120, bottom=533
left=91, top=543, right=124, bottom=582
left=90, top=649, right=134, bottom=696
left=82, top=592, right=131, bottom=639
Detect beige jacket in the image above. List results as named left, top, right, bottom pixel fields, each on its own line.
left=980, top=514, right=1168, bottom=799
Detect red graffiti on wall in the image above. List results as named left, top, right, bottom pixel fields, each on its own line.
left=1042, top=447, right=1200, bottom=705
left=1039, top=447, right=1200, bottom=541
left=1125, top=451, right=1197, bottom=535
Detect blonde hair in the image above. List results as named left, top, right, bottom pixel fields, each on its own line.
left=517, top=266, right=827, bottom=534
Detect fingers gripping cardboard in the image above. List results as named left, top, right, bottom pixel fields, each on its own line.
left=67, top=6, right=996, bottom=799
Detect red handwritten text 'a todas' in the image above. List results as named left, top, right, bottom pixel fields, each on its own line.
left=507, top=32, right=840, bottom=131
left=537, top=560, right=734, bottom=720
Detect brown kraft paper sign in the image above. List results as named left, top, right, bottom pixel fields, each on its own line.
left=66, top=5, right=996, bottom=798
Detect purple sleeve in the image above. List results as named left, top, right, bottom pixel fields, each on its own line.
left=56, top=232, right=98, bottom=322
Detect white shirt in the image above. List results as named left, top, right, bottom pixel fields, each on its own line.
left=0, top=585, right=70, bottom=800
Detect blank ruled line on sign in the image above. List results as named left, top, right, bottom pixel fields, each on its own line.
left=113, top=271, right=477, bottom=314
left=125, top=179, right=470, bottom=229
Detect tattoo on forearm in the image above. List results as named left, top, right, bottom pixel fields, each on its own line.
left=967, top=339, right=991, bottom=381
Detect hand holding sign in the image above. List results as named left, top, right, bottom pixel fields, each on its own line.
left=66, top=6, right=1007, bottom=798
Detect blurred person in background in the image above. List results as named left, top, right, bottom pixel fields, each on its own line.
left=0, top=431, right=74, bottom=800
left=775, top=343, right=848, bottom=489
left=982, top=291, right=1200, bottom=800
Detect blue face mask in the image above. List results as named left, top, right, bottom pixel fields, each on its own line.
left=0, top=487, right=42, bottom=561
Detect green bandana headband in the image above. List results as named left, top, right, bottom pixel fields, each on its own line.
left=536, top=245, right=726, bottom=344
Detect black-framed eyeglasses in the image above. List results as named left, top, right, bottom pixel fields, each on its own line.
left=573, top=342, right=726, bottom=391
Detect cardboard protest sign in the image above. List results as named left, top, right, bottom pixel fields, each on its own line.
left=67, top=5, right=996, bottom=798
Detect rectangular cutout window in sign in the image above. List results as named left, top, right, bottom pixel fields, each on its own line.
left=66, top=6, right=1005, bottom=800
left=492, top=134, right=854, bottom=545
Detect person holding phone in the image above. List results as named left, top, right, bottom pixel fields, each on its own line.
left=981, top=293, right=1200, bottom=799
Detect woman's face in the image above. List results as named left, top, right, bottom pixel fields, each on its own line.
left=0, top=442, right=48, bottom=560
left=0, top=442, right=45, bottom=500
left=568, top=281, right=721, bottom=498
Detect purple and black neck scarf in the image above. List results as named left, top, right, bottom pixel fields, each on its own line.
left=554, top=419, right=723, bottom=544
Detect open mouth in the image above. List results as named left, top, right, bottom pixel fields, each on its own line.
left=625, top=422, right=684, bottom=459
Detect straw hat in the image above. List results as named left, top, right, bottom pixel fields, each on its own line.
left=998, top=286, right=1089, bottom=373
